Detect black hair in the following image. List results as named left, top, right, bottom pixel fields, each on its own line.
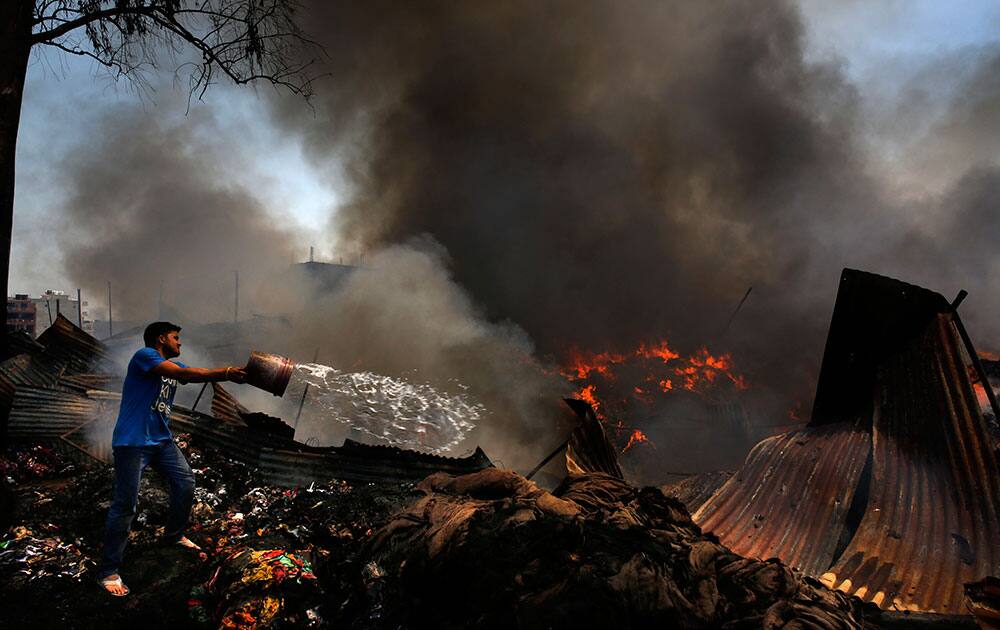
left=143, top=321, right=182, bottom=348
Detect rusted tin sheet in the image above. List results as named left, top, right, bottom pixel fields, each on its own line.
left=693, top=421, right=871, bottom=576
left=58, top=373, right=122, bottom=394
left=170, top=407, right=270, bottom=464
left=564, top=398, right=624, bottom=478
left=661, top=470, right=733, bottom=514
left=7, top=386, right=102, bottom=439
left=2, top=331, right=44, bottom=360
left=1, top=354, right=62, bottom=428
left=210, top=383, right=248, bottom=424
left=36, top=314, right=111, bottom=375
left=170, top=406, right=494, bottom=487
left=821, top=314, right=1000, bottom=613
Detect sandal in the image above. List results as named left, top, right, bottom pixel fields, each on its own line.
left=99, top=574, right=130, bottom=597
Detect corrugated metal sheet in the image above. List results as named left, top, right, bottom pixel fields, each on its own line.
left=170, top=407, right=270, bottom=464
left=258, top=441, right=493, bottom=486
left=661, top=470, right=733, bottom=513
left=58, top=373, right=121, bottom=393
left=7, top=386, right=102, bottom=439
left=210, top=382, right=247, bottom=424
left=170, top=406, right=494, bottom=486
left=1, top=354, right=61, bottom=430
left=695, top=270, right=1000, bottom=615
left=820, top=314, right=1000, bottom=613
left=564, top=398, right=624, bottom=478
left=2, top=331, right=44, bottom=360
left=693, top=422, right=871, bottom=576
left=1, top=317, right=110, bottom=439
left=36, top=314, right=111, bottom=375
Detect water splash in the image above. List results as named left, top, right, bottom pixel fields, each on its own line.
left=290, top=363, right=484, bottom=453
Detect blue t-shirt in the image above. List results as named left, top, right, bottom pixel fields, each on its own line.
left=112, top=347, right=188, bottom=447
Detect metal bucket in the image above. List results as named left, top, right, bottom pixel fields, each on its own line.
left=244, top=351, right=295, bottom=397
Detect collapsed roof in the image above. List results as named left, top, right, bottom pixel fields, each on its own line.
left=1, top=315, right=493, bottom=485
left=694, top=269, right=1000, bottom=613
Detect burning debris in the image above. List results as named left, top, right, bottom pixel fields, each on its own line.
left=2, top=269, right=998, bottom=627
left=557, top=336, right=753, bottom=483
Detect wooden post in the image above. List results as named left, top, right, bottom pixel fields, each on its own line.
left=525, top=437, right=571, bottom=480
left=234, top=270, right=239, bottom=323
left=292, top=348, right=320, bottom=431
left=191, top=382, right=209, bottom=413
left=77, top=288, right=82, bottom=327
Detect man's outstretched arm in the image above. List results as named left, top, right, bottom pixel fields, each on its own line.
left=151, top=361, right=247, bottom=384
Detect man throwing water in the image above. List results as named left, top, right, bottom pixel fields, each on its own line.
left=97, top=321, right=247, bottom=596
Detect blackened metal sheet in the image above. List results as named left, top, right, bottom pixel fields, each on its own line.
left=36, top=314, right=111, bottom=375
left=210, top=382, right=249, bottom=424
left=564, top=398, right=624, bottom=479
left=811, top=269, right=951, bottom=426
left=258, top=441, right=493, bottom=486
left=693, top=421, right=870, bottom=576
left=821, top=314, right=1000, bottom=613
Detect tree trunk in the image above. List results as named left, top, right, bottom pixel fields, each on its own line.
left=0, top=1, right=34, bottom=351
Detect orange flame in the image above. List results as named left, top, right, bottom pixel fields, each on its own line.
left=973, top=382, right=991, bottom=412
left=564, top=337, right=747, bottom=453
left=577, top=384, right=601, bottom=412
left=635, top=340, right=681, bottom=363
left=622, top=429, right=650, bottom=453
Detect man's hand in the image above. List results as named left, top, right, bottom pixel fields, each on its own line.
left=227, top=367, right=247, bottom=384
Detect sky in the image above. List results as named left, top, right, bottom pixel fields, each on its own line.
left=13, top=1, right=999, bottom=297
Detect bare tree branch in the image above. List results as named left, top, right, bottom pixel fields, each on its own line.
left=29, top=0, right=321, bottom=102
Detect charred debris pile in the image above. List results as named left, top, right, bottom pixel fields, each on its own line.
left=1, top=268, right=998, bottom=628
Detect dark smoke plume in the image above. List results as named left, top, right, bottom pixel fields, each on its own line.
left=53, top=1, right=1000, bottom=476
left=269, top=1, right=882, bottom=416
left=266, top=0, right=1000, bottom=436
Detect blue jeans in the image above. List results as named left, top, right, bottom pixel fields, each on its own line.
left=97, top=440, right=195, bottom=578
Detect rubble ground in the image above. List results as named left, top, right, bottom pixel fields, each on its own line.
left=0, top=435, right=414, bottom=629
left=1, top=436, right=976, bottom=629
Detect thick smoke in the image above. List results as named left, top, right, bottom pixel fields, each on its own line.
left=266, top=0, right=1000, bottom=424
left=52, top=1, right=1000, bottom=478
left=282, top=239, right=571, bottom=468
left=266, top=1, right=872, bottom=416
left=56, top=104, right=299, bottom=325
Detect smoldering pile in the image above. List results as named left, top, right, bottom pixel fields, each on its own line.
left=1, top=434, right=875, bottom=629
left=0, top=430, right=414, bottom=628
left=0, top=317, right=868, bottom=629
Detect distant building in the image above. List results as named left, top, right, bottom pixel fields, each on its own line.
left=32, top=290, right=94, bottom=336
left=6, top=294, right=37, bottom=336
left=292, top=261, right=356, bottom=293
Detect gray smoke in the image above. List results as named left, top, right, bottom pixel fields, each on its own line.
left=56, top=103, right=299, bottom=325
left=265, top=0, right=1000, bottom=419
left=52, top=1, right=1000, bottom=477
left=271, top=238, right=571, bottom=469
